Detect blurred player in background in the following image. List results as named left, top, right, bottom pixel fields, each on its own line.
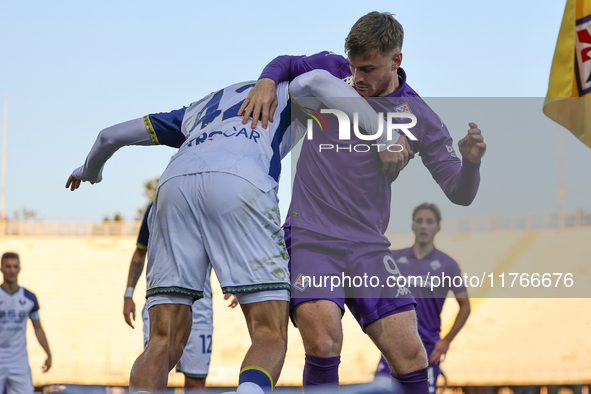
left=239, top=11, right=485, bottom=392
left=375, top=203, right=471, bottom=392
left=0, top=252, right=52, bottom=394
left=123, top=202, right=238, bottom=390
left=66, top=69, right=386, bottom=393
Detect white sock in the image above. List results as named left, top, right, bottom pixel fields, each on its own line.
left=236, top=382, right=265, bottom=394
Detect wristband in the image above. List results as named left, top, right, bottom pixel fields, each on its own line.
left=124, top=287, right=134, bottom=298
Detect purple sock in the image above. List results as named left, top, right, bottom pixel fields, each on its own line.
left=391, top=367, right=428, bottom=394
left=303, top=354, right=340, bottom=387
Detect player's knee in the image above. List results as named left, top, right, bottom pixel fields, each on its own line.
left=397, top=341, right=428, bottom=371
left=306, top=335, right=341, bottom=358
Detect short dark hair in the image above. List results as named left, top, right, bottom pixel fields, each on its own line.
left=1, top=252, right=20, bottom=266
left=412, top=203, right=442, bottom=226
left=345, top=11, right=404, bottom=58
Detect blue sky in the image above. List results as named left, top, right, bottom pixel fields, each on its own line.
left=1, top=0, right=589, bottom=229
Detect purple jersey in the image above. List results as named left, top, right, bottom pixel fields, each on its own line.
left=391, top=247, right=466, bottom=345
left=263, top=52, right=480, bottom=243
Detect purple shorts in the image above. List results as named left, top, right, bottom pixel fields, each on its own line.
left=286, top=227, right=416, bottom=329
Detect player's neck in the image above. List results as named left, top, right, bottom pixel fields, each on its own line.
left=380, top=73, right=400, bottom=97
left=0, top=282, right=19, bottom=294
left=412, top=242, right=434, bottom=260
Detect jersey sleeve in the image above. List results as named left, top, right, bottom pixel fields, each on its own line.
left=415, top=105, right=481, bottom=206
left=143, top=107, right=188, bottom=148
left=136, top=202, right=152, bottom=249
left=71, top=118, right=154, bottom=184
left=23, top=288, right=40, bottom=320
left=260, top=51, right=350, bottom=84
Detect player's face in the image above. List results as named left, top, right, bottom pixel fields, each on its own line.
left=1, top=258, right=20, bottom=284
left=348, top=49, right=402, bottom=97
left=412, top=209, right=440, bottom=246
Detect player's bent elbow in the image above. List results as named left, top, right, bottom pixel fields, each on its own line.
left=448, top=194, right=475, bottom=207
left=97, top=127, right=122, bottom=151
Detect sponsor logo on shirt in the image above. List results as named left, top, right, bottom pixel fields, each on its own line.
left=184, top=127, right=261, bottom=148
left=396, top=256, right=409, bottom=264
left=446, top=145, right=457, bottom=158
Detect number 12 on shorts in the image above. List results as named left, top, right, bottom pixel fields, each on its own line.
left=200, top=334, right=212, bottom=354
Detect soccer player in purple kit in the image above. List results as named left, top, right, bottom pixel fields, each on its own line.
left=375, top=203, right=471, bottom=392
left=239, top=11, right=486, bottom=393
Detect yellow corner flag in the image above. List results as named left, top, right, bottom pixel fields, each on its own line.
left=544, top=0, right=591, bottom=148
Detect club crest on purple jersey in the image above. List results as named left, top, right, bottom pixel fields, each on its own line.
left=430, top=260, right=442, bottom=270
left=292, top=273, right=310, bottom=292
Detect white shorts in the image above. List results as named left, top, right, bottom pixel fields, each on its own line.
left=0, top=364, right=34, bottom=394
left=146, top=172, right=290, bottom=301
left=175, top=327, right=214, bottom=378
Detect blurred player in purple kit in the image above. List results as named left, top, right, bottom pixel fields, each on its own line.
left=375, top=203, right=471, bottom=392
left=240, top=11, right=486, bottom=393
left=0, top=252, right=52, bottom=394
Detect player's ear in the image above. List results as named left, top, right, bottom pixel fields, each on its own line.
left=392, top=52, right=402, bottom=69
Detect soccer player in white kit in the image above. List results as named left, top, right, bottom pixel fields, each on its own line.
left=66, top=70, right=390, bottom=393
left=0, top=252, right=52, bottom=394
left=124, top=202, right=238, bottom=389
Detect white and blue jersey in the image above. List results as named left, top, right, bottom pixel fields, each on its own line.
left=0, top=287, right=40, bottom=368
left=144, top=81, right=293, bottom=193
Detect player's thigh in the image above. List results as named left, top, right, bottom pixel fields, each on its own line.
left=147, top=176, right=210, bottom=299
left=197, top=173, right=289, bottom=292
left=364, top=309, right=427, bottom=369
left=146, top=303, right=193, bottom=347
left=240, top=298, right=289, bottom=339
left=292, top=299, right=344, bottom=355
left=176, top=327, right=213, bottom=380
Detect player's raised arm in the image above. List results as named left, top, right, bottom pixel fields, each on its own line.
left=66, top=118, right=153, bottom=191
left=240, top=54, right=316, bottom=129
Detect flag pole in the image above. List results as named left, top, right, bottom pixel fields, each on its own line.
left=558, top=126, right=565, bottom=229
left=0, top=93, right=7, bottom=236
